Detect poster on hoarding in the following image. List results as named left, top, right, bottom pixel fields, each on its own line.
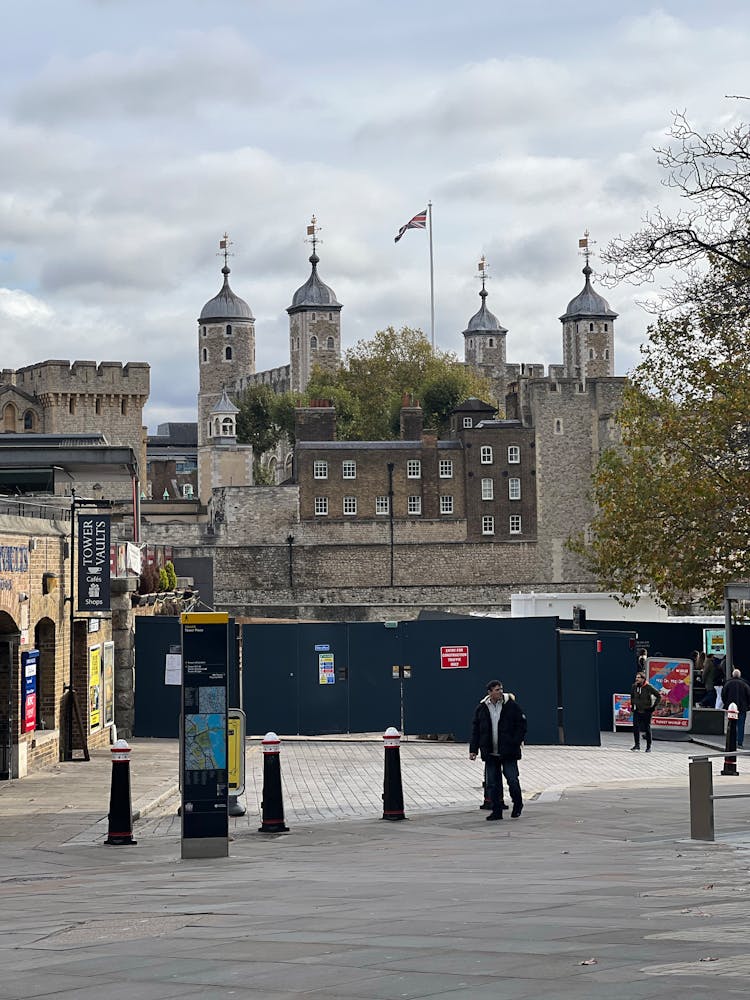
left=89, top=645, right=102, bottom=730
left=103, top=641, right=115, bottom=727
left=703, top=628, right=726, bottom=657
left=612, top=693, right=633, bottom=729
left=319, top=652, right=335, bottom=684
left=647, top=657, right=692, bottom=730
left=21, top=650, right=39, bottom=734
left=440, top=645, right=469, bottom=669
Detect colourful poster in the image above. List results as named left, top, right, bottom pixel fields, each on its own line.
left=103, top=641, right=115, bottom=727
left=21, top=650, right=39, bottom=734
left=89, top=645, right=102, bottom=730
left=647, top=657, right=692, bottom=729
left=319, top=652, right=335, bottom=684
left=613, top=693, right=633, bottom=728
left=703, top=628, right=726, bottom=657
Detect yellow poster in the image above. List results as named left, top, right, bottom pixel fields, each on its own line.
left=89, top=645, right=101, bottom=730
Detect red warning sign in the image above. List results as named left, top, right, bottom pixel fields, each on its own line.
left=440, top=645, right=469, bottom=669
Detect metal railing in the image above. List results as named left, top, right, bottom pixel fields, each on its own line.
left=0, top=499, right=71, bottom=522
left=688, top=752, right=750, bottom=841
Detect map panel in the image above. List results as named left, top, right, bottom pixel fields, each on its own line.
left=185, top=713, right=227, bottom=770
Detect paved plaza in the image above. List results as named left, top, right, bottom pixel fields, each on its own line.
left=2, top=734, right=750, bottom=999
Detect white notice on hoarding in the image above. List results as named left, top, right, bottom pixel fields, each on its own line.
left=165, top=653, right=182, bottom=686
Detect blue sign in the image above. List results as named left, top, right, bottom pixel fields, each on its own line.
left=314, top=644, right=330, bottom=652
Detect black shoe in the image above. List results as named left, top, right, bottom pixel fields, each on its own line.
left=511, top=804, right=523, bottom=818
left=645, top=746, right=652, bottom=753
left=486, top=811, right=503, bottom=821
left=631, top=746, right=640, bottom=751
left=480, top=802, right=492, bottom=810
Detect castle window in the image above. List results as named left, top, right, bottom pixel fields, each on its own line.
left=482, top=515, right=495, bottom=536
left=343, top=496, right=357, bottom=515
left=312, top=313, right=316, bottom=320
left=589, top=349, right=595, bottom=360
left=226, top=324, right=232, bottom=336
left=342, top=460, right=356, bottom=479
left=69, top=397, right=76, bottom=415
left=313, top=460, right=328, bottom=480
left=604, top=348, right=610, bottom=360
left=225, top=346, right=233, bottom=361
left=589, top=322, right=594, bottom=331
left=328, top=312, right=333, bottom=321
left=480, top=445, right=493, bottom=464
left=121, top=399, right=128, bottom=416
left=407, top=459, right=421, bottom=479
left=554, top=418, right=564, bottom=435
left=439, top=459, right=453, bottom=479
left=509, top=478, right=521, bottom=500
left=440, top=495, right=454, bottom=515
left=481, top=478, right=494, bottom=500
left=202, top=348, right=208, bottom=363
left=604, top=323, right=608, bottom=332
left=507, top=445, right=520, bottom=464
left=202, top=326, right=207, bottom=336
left=310, top=336, right=318, bottom=350
left=327, top=336, right=334, bottom=350
left=95, top=398, right=101, bottom=415
left=509, top=514, right=522, bottom=534
left=407, top=495, right=422, bottom=515
left=207, top=420, right=212, bottom=437
left=375, top=496, right=389, bottom=515
left=489, top=338, right=494, bottom=347
left=23, top=410, right=34, bottom=431
left=550, top=383, right=558, bottom=391
left=463, top=417, right=473, bottom=428
left=314, top=496, right=328, bottom=516
left=221, top=417, right=234, bottom=436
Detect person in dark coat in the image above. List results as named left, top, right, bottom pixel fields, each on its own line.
left=722, top=669, right=750, bottom=749
left=469, top=680, right=527, bottom=820
left=630, top=670, right=661, bottom=752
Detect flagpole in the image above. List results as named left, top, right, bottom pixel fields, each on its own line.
left=428, top=201, right=435, bottom=351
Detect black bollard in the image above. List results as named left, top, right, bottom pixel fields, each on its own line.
left=258, top=732, right=289, bottom=833
left=382, top=726, right=405, bottom=821
left=721, top=702, right=739, bottom=776
left=105, top=739, right=137, bottom=845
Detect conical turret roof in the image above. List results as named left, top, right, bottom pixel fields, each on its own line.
left=560, top=264, right=617, bottom=321
left=199, top=265, right=254, bottom=322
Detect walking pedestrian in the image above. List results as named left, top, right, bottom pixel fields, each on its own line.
left=469, top=680, right=527, bottom=820
left=630, top=670, right=661, bottom=752
left=722, top=669, right=750, bottom=749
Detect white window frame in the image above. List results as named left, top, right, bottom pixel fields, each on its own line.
left=313, top=460, right=328, bottom=480
left=509, top=478, right=521, bottom=500
left=407, top=459, right=422, bottom=479
left=314, top=496, right=328, bottom=516
left=482, top=515, right=495, bottom=536
left=509, top=514, right=522, bottom=534
left=462, top=416, right=473, bottom=428
left=438, top=459, right=453, bottom=479
left=375, top=496, right=389, bottom=515
left=480, top=445, right=493, bottom=464
left=508, top=445, right=520, bottom=464
left=481, top=478, right=494, bottom=501
left=182, top=484, right=194, bottom=498
left=343, top=496, right=357, bottom=515
left=440, top=495, right=454, bottom=515
left=342, top=460, right=356, bottom=480
left=407, top=495, right=422, bottom=515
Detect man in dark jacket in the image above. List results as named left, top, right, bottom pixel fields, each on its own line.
left=722, top=668, right=750, bottom=748
left=630, top=670, right=661, bottom=752
left=469, top=680, right=527, bottom=821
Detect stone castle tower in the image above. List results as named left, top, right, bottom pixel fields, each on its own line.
left=462, top=256, right=508, bottom=405
left=559, top=241, right=617, bottom=380
left=287, top=218, right=342, bottom=393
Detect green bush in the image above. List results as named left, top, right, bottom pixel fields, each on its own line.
left=158, top=567, right=169, bottom=592
left=165, top=560, right=177, bottom=590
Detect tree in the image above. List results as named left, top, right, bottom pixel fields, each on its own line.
left=571, top=245, right=750, bottom=610
left=307, top=326, right=491, bottom=440
left=602, top=110, right=750, bottom=302
left=235, top=384, right=284, bottom=476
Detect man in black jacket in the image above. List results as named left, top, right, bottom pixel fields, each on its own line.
left=470, top=680, right=527, bottom=821
left=722, top=668, right=750, bottom=749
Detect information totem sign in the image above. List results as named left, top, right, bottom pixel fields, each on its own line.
left=77, top=514, right=111, bottom=612
left=21, top=650, right=39, bottom=734
left=180, top=612, right=229, bottom=859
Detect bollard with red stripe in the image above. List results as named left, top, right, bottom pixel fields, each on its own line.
left=105, top=739, right=137, bottom=845
left=721, top=702, right=739, bottom=776
left=258, top=732, right=289, bottom=833
left=382, top=726, right=406, bottom=821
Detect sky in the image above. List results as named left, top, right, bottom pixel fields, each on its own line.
left=0, top=1, right=747, bottom=431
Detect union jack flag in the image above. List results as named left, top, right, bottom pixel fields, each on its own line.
left=394, top=208, right=427, bottom=243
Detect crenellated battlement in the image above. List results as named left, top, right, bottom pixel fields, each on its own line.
left=9, top=360, right=150, bottom=396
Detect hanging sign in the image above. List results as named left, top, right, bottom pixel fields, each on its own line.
left=77, top=514, right=111, bottom=612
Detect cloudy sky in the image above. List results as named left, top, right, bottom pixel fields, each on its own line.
left=1, top=1, right=747, bottom=430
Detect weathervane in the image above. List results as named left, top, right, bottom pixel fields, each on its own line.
left=476, top=254, right=491, bottom=293
left=217, top=232, right=234, bottom=267
left=578, top=229, right=596, bottom=268
left=305, top=215, right=322, bottom=255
